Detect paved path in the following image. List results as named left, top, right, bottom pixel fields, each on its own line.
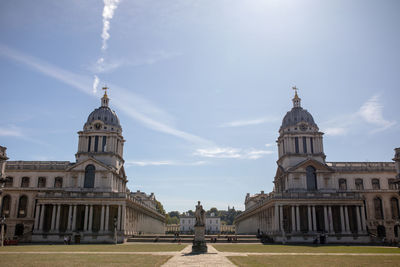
left=161, top=245, right=236, bottom=267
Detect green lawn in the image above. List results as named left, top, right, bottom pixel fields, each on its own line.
left=0, top=243, right=186, bottom=252
left=213, top=244, right=400, bottom=254
left=228, top=255, right=400, bottom=267
left=0, top=254, right=171, bottom=267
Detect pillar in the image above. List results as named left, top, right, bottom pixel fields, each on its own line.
left=279, top=205, right=283, bottom=232
left=51, top=205, right=57, bottom=231
left=39, top=204, right=45, bottom=231
left=84, top=205, right=88, bottom=231
left=34, top=204, right=40, bottom=230
left=291, top=206, right=296, bottom=232
left=296, top=205, right=300, bottom=232
left=356, top=206, right=362, bottom=233
left=324, top=206, right=329, bottom=232
left=121, top=204, right=126, bottom=232
left=308, top=206, right=312, bottom=232
left=344, top=206, right=350, bottom=233
left=117, top=205, right=121, bottom=231
left=100, top=205, right=105, bottom=231
left=274, top=204, right=279, bottom=231
left=312, top=206, right=317, bottom=231
left=55, top=204, right=61, bottom=231
left=105, top=205, right=109, bottom=231
left=72, top=205, right=77, bottom=231
left=360, top=205, right=367, bottom=231
left=328, top=206, right=333, bottom=233
left=340, top=205, right=345, bottom=233
left=67, top=205, right=72, bottom=230
left=88, top=205, right=93, bottom=231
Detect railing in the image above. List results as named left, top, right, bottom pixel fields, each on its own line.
left=327, top=162, right=395, bottom=171
left=6, top=161, right=71, bottom=170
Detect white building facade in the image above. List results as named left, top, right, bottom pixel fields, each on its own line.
left=180, top=216, right=221, bottom=234
left=235, top=90, right=400, bottom=243
left=0, top=91, right=165, bottom=243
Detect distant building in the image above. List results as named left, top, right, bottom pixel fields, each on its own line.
left=180, top=216, right=221, bottom=234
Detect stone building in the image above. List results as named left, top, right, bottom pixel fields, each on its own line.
left=180, top=216, right=221, bottom=234
left=0, top=90, right=165, bottom=243
left=235, top=89, right=400, bottom=243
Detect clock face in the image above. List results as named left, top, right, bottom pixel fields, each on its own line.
left=95, top=123, right=101, bottom=130
left=300, top=124, right=307, bottom=131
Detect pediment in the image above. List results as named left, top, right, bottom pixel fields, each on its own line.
left=287, top=158, right=334, bottom=173
left=66, top=157, right=112, bottom=172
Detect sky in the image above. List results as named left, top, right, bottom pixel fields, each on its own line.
left=0, top=0, right=399, bottom=212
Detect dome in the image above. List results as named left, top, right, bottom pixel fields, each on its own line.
left=85, top=106, right=121, bottom=128
left=280, top=107, right=317, bottom=130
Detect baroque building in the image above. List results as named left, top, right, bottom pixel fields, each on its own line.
left=0, top=90, right=165, bottom=243
left=235, top=89, right=400, bottom=243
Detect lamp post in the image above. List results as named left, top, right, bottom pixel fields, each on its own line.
left=113, top=216, right=117, bottom=244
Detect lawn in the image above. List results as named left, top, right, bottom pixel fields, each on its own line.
left=228, top=255, right=400, bottom=267
left=0, top=254, right=172, bottom=267
left=213, top=244, right=400, bottom=254
left=0, top=243, right=186, bottom=252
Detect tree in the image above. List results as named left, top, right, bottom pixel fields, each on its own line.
left=155, top=200, right=166, bottom=215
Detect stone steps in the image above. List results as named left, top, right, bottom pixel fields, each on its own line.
left=126, top=234, right=260, bottom=243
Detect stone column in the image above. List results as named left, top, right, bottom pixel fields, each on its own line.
left=291, top=206, right=296, bottom=232
left=34, top=204, right=40, bottom=230
left=296, top=205, right=300, bottom=232
left=340, top=205, right=345, bottom=233
left=344, top=206, right=350, bottom=233
left=274, top=204, right=279, bottom=232
left=84, top=205, right=88, bottom=231
left=308, top=206, right=312, bottom=232
left=360, top=205, right=367, bottom=231
left=324, top=206, right=329, bottom=232
left=105, top=205, right=109, bottom=231
left=312, top=206, right=317, bottom=231
left=51, top=205, right=57, bottom=231
left=121, top=204, right=126, bottom=232
left=279, top=205, right=283, bottom=232
left=328, top=206, right=333, bottom=233
left=72, top=205, right=77, bottom=231
left=88, top=205, right=93, bottom=232
left=39, top=204, right=45, bottom=231
left=117, top=205, right=121, bottom=231
left=67, top=205, right=72, bottom=231
left=56, top=204, right=61, bottom=231
left=356, top=206, right=362, bottom=234
left=100, top=205, right=105, bottom=232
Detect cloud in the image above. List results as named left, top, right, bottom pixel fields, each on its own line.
left=0, top=126, right=24, bottom=137
left=125, top=160, right=207, bottom=167
left=0, top=43, right=212, bottom=146
left=220, top=116, right=278, bottom=127
left=101, top=0, right=120, bottom=51
left=324, top=127, right=347, bottom=136
left=92, top=75, right=99, bottom=94
left=194, top=147, right=274, bottom=159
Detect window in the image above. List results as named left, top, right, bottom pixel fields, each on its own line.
left=303, top=137, right=307, bottom=153
left=88, top=136, right=92, bottom=152
left=21, top=177, right=30, bottom=188
left=310, top=137, right=314, bottom=153
left=374, top=197, right=384, bottom=219
left=388, top=179, right=397, bottom=190
left=295, top=137, right=299, bottom=153
left=1, top=195, right=11, bottom=217
left=372, top=179, right=380, bottom=190
left=102, top=136, right=107, bottom=152
left=355, top=179, right=364, bottom=190
left=54, top=177, right=63, bottom=188
left=84, top=165, right=95, bottom=188
left=38, top=177, right=46, bottom=188
left=391, top=197, right=399, bottom=219
left=306, top=166, right=317, bottom=191
left=5, top=177, right=13, bottom=187
left=339, top=179, right=347, bottom=190
left=94, top=136, right=99, bottom=152
left=17, top=195, right=28, bottom=218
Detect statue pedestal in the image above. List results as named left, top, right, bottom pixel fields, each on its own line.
left=192, top=225, right=207, bottom=253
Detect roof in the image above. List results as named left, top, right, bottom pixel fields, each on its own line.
left=280, top=107, right=317, bottom=130
left=85, top=106, right=121, bottom=129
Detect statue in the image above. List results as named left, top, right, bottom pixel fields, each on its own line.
left=195, top=201, right=205, bottom=226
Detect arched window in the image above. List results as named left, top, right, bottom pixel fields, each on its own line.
left=17, top=195, right=28, bottom=218
left=84, top=165, right=95, bottom=188
left=355, top=178, right=364, bottom=190
left=38, top=177, right=46, bottom=188
left=5, top=177, right=13, bottom=187
left=391, top=197, right=399, bottom=219
left=388, top=179, right=397, bottom=190
left=372, top=178, right=380, bottom=190
left=306, top=166, right=317, bottom=191
left=374, top=197, right=384, bottom=219
left=339, top=178, right=347, bottom=190
left=21, top=177, right=30, bottom=188
left=1, top=195, right=11, bottom=218
left=54, top=177, right=63, bottom=188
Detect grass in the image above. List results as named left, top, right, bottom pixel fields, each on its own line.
left=0, top=254, right=172, bottom=267
left=213, top=244, right=400, bottom=254
left=0, top=243, right=186, bottom=252
left=228, top=255, right=400, bottom=267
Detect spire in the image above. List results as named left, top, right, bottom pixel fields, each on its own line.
left=292, top=86, right=301, bottom=108
left=101, top=86, right=109, bottom=107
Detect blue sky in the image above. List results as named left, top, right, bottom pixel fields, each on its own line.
left=0, top=0, right=399, bottom=212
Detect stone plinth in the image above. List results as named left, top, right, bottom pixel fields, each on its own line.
left=192, top=225, right=207, bottom=253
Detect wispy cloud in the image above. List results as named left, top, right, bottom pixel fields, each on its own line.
left=194, top=147, right=274, bottom=160
left=125, top=160, right=207, bottom=167
left=92, top=75, right=99, bottom=94
left=322, top=94, right=396, bottom=136
left=220, top=116, right=278, bottom=127
left=0, top=43, right=211, bottom=146
left=101, top=0, right=120, bottom=51
left=0, top=126, right=24, bottom=137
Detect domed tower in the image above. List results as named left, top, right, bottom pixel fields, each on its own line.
left=276, top=87, right=326, bottom=170
left=75, top=87, right=125, bottom=171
